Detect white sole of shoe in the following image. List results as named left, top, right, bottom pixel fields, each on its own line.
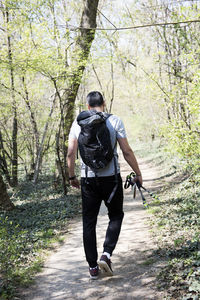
left=98, top=260, right=113, bottom=276
left=90, top=275, right=99, bottom=280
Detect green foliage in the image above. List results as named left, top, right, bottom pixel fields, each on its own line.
left=141, top=258, right=155, bottom=266
left=0, top=218, right=28, bottom=297
left=0, top=176, right=81, bottom=299
left=0, top=0, right=82, bottom=181
left=161, top=73, right=200, bottom=172
left=143, top=144, right=200, bottom=299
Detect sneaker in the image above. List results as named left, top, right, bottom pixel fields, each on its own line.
left=98, top=255, right=113, bottom=276
left=89, top=266, right=99, bottom=280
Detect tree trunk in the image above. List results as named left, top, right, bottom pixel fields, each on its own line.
left=55, top=83, right=68, bottom=195
left=63, top=0, right=99, bottom=153
left=5, top=9, right=18, bottom=186
left=0, top=174, right=15, bottom=210
left=22, top=76, right=40, bottom=158
left=33, top=93, right=57, bottom=183
left=55, top=0, right=99, bottom=194
left=0, top=130, right=11, bottom=185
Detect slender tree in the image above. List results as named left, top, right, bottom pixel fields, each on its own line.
left=0, top=174, right=14, bottom=210
left=4, top=7, right=18, bottom=186
left=63, top=0, right=99, bottom=137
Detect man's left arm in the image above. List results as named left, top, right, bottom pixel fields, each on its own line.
left=117, top=137, right=143, bottom=186
left=67, top=138, right=80, bottom=189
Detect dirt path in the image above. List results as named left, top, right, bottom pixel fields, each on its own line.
left=21, top=157, right=165, bottom=300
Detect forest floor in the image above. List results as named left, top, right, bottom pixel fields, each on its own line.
left=18, top=155, right=168, bottom=300
left=19, top=155, right=168, bottom=300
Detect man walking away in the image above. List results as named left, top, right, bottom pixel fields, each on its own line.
left=67, top=91, right=142, bottom=279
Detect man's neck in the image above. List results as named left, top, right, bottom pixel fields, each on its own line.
left=89, top=106, right=104, bottom=112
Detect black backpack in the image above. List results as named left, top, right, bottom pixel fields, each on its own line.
left=77, top=110, right=114, bottom=171
left=77, top=110, right=118, bottom=203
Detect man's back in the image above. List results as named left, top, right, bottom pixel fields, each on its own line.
left=69, top=113, right=126, bottom=177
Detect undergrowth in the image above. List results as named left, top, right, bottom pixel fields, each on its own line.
left=0, top=176, right=81, bottom=299
left=136, top=139, right=200, bottom=300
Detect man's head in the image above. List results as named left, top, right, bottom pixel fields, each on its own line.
left=86, top=91, right=105, bottom=109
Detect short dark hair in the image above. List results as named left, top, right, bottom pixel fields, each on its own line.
left=86, top=91, right=104, bottom=107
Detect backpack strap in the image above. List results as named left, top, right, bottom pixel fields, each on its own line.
left=107, top=155, right=118, bottom=204
left=106, top=116, right=118, bottom=204
left=103, top=113, right=112, bottom=121
left=85, top=165, right=89, bottom=184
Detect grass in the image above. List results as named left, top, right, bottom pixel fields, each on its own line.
left=0, top=174, right=81, bottom=299
left=141, top=258, right=155, bottom=266
left=135, top=139, right=200, bottom=299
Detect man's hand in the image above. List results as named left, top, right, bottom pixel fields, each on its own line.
left=134, top=175, right=143, bottom=187
left=70, top=178, right=80, bottom=189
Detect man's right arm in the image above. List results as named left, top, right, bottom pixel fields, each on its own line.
left=67, top=138, right=80, bottom=189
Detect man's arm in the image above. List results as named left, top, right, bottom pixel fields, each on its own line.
left=67, top=138, right=80, bottom=189
left=117, top=137, right=143, bottom=185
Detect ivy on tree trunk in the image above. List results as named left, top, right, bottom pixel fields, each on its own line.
left=57, top=0, right=99, bottom=194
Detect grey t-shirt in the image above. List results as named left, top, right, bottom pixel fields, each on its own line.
left=69, top=113, right=127, bottom=177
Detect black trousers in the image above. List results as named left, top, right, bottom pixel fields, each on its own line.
left=81, top=174, right=124, bottom=268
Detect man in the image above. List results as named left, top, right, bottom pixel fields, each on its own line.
left=67, top=91, right=142, bottom=279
